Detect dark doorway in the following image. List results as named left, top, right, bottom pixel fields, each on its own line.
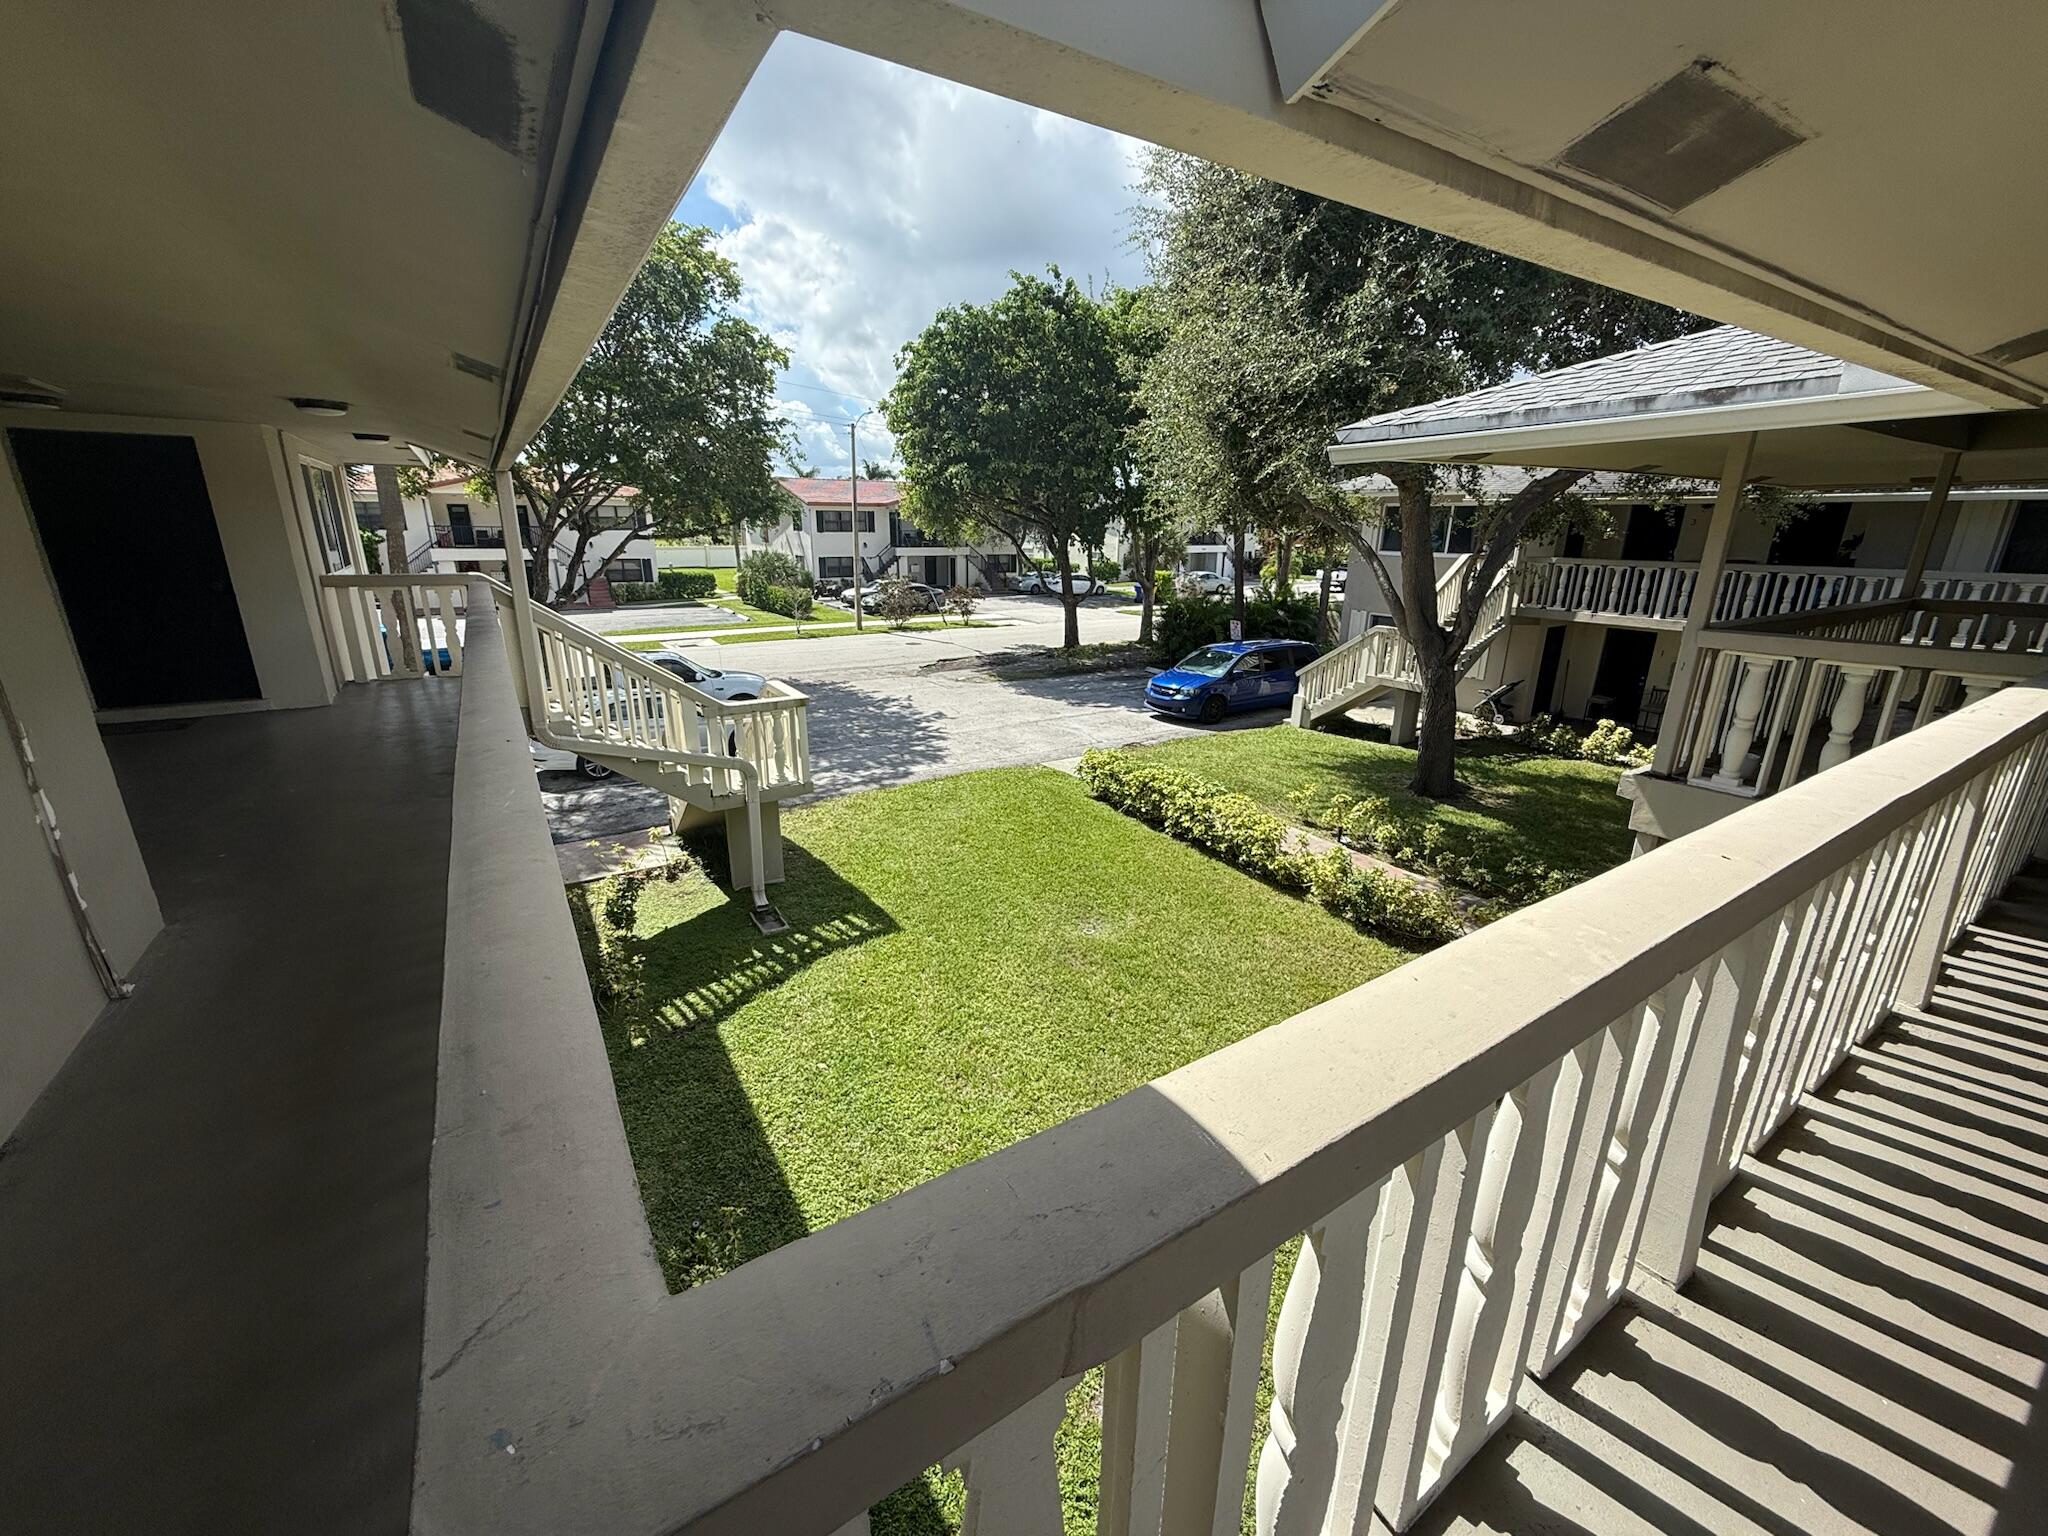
left=1620, top=503, right=1682, bottom=561
left=1533, top=625, right=1568, bottom=714
left=1590, top=629, right=1657, bottom=726
left=11, top=428, right=260, bottom=710
left=921, top=554, right=955, bottom=588
left=446, top=502, right=475, bottom=547
left=1769, top=502, right=1851, bottom=566
left=2000, top=502, right=2048, bottom=573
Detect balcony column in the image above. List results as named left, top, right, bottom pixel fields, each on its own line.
left=1651, top=434, right=1756, bottom=777
left=1709, top=659, right=1771, bottom=788
left=495, top=469, right=550, bottom=721
left=1817, top=665, right=1878, bottom=771
left=1900, top=449, right=1961, bottom=599
left=1959, top=678, right=2003, bottom=708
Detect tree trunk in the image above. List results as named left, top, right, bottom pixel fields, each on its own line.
left=1054, top=544, right=1081, bottom=649
left=1137, top=535, right=1156, bottom=646
left=1276, top=533, right=1294, bottom=590
left=1316, top=562, right=1333, bottom=644
left=1411, top=660, right=1461, bottom=799
left=1231, top=525, right=1247, bottom=635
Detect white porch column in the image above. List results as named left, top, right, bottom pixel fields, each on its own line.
left=1651, top=434, right=1756, bottom=777
left=495, top=469, right=550, bottom=726
left=1959, top=678, right=2003, bottom=708
left=1817, top=665, right=1878, bottom=771
left=1899, top=449, right=1961, bottom=597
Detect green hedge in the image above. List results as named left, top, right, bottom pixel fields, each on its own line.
left=1078, top=750, right=1461, bottom=948
left=609, top=580, right=658, bottom=604
left=657, top=568, right=718, bottom=600
left=1285, top=788, right=1579, bottom=910
left=754, top=582, right=813, bottom=621
left=1153, top=588, right=1320, bottom=662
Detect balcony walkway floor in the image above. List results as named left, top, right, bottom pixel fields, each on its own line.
left=0, top=682, right=459, bottom=1535
left=1408, top=874, right=2048, bottom=1536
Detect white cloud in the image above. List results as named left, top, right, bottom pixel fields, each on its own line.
left=685, top=33, right=1154, bottom=475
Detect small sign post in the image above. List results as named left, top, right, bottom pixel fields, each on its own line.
left=1228, top=618, right=1243, bottom=641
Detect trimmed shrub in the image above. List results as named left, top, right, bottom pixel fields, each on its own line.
left=754, top=582, right=809, bottom=620
left=1078, top=750, right=1462, bottom=948
left=609, top=580, right=658, bottom=604
left=656, top=568, right=718, bottom=600
left=1151, top=588, right=1322, bottom=662
left=1089, top=557, right=1123, bottom=583
left=737, top=550, right=809, bottom=608
left=1510, top=714, right=1652, bottom=767
left=1286, top=787, right=1583, bottom=909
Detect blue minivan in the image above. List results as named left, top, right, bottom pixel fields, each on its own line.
left=1144, top=639, right=1321, bottom=724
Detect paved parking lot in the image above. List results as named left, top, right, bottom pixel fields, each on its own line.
left=538, top=611, right=1280, bottom=842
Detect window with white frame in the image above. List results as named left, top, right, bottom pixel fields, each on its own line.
left=300, top=460, right=352, bottom=572
left=603, top=558, right=653, bottom=584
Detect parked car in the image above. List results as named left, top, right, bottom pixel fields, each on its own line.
left=1144, top=638, right=1322, bottom=724
left=645, top=652, right=766, bottom=701
left=860, top=581, right=944, bottom=613
left=530, top=653, right=766, bottom=779
left=1184, top=570, right=1232, bottom=597
left=1328, top=567, right=1347, bottom=591
left=1013, top=570, right=1101, bottom=597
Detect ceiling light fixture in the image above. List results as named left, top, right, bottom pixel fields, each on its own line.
left=290, top=396, right=349, bottom=416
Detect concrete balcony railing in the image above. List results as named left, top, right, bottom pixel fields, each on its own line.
left=1666, top=598, right=2048, bottom=800
left=413, top=629, right=2048, bottom=1531
left=1510, top=557, right=2048, bottom=631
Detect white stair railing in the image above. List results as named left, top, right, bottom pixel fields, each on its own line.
left=1297, top=559, right=1512, bottom=725
left=319, top=574, right=470, bottom=682
left=478, top=576, right=810, bottom=909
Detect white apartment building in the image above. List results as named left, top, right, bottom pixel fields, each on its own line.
left=352, top=468, right=659, bottom=601
left=7, top=7, right=2048, bottom=1536
left=756, top=476, right=1020, bottom=589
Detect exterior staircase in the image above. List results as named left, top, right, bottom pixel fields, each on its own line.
left=1293, top=554, right=1513, bottom=729
left=1407, top=862, right=2048, bottom=1534
left=479, top=578, right=810, bottom=908
left=860, top=545, right=896, bottom=583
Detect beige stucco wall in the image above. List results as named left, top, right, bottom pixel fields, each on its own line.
left=0, top=432, right=164, bottom=1141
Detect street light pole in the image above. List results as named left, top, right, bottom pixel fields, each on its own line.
left=849, top=407, right=877, bottom=632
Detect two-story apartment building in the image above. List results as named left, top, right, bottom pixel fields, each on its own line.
left=754, top=476, right=1020, bottom=589
left=352, top=468, right=658, bottom=600
left=1337, top=449, right=2044, bottom=730
left=8, top=7, right=2048, bottom=1536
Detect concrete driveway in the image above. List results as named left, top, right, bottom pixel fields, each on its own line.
left=537, top=603, right=1276, bottom=843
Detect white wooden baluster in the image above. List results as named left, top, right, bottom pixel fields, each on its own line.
left=1636, top=938, right=1767, bottom=1287
left=1158, top=1255, right=1274, bottom=1536
left=1254, top=1184, right=1384, bottom=1536
left=1710, top=658, right=1771, bottom=788
left=1414, top=1059, right=1560, bottom=1511
left=1372, top=1121, right=1486, bottom=1530
left=1817, top=665, right=1877, bottom=771
left=941, top=1376, right=1076, bottom=1536
left=1098, top=1318, right=1175, bottom=1536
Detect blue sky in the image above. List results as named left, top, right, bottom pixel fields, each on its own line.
left=675, top=33, right=1154, bottom=477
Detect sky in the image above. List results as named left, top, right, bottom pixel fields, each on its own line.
left=676, top=33, right=1155, bottom=479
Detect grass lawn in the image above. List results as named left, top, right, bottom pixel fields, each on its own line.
left=1136, top=724, right=1633, bottom=876
left=575, top=766, right=1408, bottom=1533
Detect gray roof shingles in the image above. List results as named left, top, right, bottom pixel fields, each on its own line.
left=1333, top=325, right=1851, bottom=446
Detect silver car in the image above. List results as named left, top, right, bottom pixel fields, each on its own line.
left=531, top=651, right=767, bottom=779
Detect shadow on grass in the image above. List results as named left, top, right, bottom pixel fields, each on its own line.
left=571, top=849, right=955, bottom=1535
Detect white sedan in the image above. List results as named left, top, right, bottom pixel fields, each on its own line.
left=531, top=651, right=766, bottom=779
left=1013, top=571, right=1102, bottom=596
left=1184, top=570, right=1232, bottom=596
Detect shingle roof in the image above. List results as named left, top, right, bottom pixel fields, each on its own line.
left=777, top=476, right=903, bottom=506
left=1333, top=325, right=1858, bottom=447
